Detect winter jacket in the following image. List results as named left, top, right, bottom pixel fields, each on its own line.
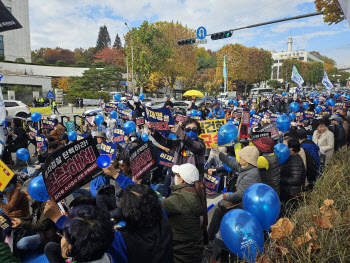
left=301, top=139, right=321, bottom=172
left=333, top=124, right=346, bottom=151
left=9, top=127, right=28, bottom=152
left=0, top=243, right=20, bottom=263
left=20, top=201, right=60, bottom=248
left=127, top=101, right=145, bottom=122
left=257, top=153, right=280, bottom=196
left=273, top=101, right=281, bottom=113
left=0, top=183, right=30, bottom=219
left=90, top=175, right=110, bottom=197
left=153, top=132, right=206, bottom=181
left=312, top=130, right=334, bottom=164
left=161, top=184, right=203, bottom=263
left=280, top=154, right=306, bottom=197
left=48, top=124, right=65, bottom=143
left=219, top=152, right=261, bottom=203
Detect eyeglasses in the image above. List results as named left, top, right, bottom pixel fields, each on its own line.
left=184, top=127, right=198, bottom=133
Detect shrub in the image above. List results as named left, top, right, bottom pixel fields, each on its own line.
left=0, top=55, right=6, bottom=61
left=93, top=91, right=110, bottom=102
left=15, top=58, right=25, bottom=63
left=36, top=59, right=46, bottom=65
left=93, top=60, right=105, bottom=68
left=56, top=60, right=67, bottom=66
left=65, top=90, right=94, bottom=104
left=75, top=61, right=87, bottom=67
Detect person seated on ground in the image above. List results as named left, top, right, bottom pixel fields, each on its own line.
left=279, top=139, right=306, bottom=203
left=58, top=133, right=68, bottom=146
left=330, top=115, right=346, bottom=151
left=312, top=120, right=334, bottom=164
left=46, top=115, right=65, bottom=143
left=11, top=179, right=60, bottom=252
left=72, top=172, right=110, bottom=199
left=207, top=146, right=261, bottom=243
left=252, top=137, right=280, bottom=196
left=32, top=141, right=60, bottom=178
left=0, top=175, right=30, bottom=219
left=0, top=211, right=20, bottom=263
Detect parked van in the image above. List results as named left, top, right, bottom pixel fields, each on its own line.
left=250, top=88, right=273, bottom=98
left=218, top=91, right=237, bottom=102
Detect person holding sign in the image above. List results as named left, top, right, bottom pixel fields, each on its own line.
left=150, top=118, right=206, bottom=181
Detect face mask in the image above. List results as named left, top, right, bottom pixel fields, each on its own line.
left=3, top=183, right=15, bottom=193
left=185, top=131, right=198, bottom=140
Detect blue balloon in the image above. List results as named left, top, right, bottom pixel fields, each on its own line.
left=346, top=95, right=350, bottom=101
left=31, top=112, right=42, bottom=122
left=28, top=175, right=49, bottom=201
left=310, top=92, right=314, bottom=97
left=223, top=156, right=235, bottom=172
left=289, top=112, right=296, bottom=120
left=114, top=93, right=121, bottom=101
left=326, top=94, right=330, bottom=98
left=190, top=109, right=197, bottom=116
left=334, top=93, right=339, bottom=99
left=110, top=111, right=118, bottom=119
left=123, top=121, right=136, bottom=134
left=68, top=131, right=77, bottom=141
left=16, top=148, right=29, bottom=161
left=97, top=155, right=111, bottom=168
left=250, top=109, right=256, bottom=115
left=327, top=99, right=335, bottom=107
left=217, top=123, right=238, bottom=146
left=139, top=93, right=145, bottom=101
left=276, top=114, right=290, bottom=132
left=274, top=143, right=290, bottom=165
left=229, top=117, right=233, bottom=121
left=302, top=102, right=309, bottom=110
left=229, top=99, right=233, bottom=104
left=233, top=100, right=238, bottom=106
left=276, top=112, right=280, bottom=115
left=315, top=106, right=322, bottom=114
left=136, top=132, right=140, bottom=138
left=290, top=102, right=300, bottom=113
left=314, top=99, right=319, bottom=105
left=258, top=112, right=263, bottom=117
left=282, top=92, right=287, bottom=96
left=95, top=114, right=104, bottom=125
left=141, top=133, right=148, bottom=142
left=221, top=209, right=264, bottom=262
left=168, top=133, right=177, bottom=140
left=243, top=183, right=280, bottom=231
left=326, top=100, right=329, bottom=107
left=197, top=110, right=202, bottom=116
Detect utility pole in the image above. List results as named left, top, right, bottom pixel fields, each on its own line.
left=125, top=23, right=135, bottom=94
left=126, top=56, right=129, bottom=93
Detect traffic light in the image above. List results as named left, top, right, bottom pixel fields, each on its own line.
left=178, top=38, right=196, bottom=46
left=211, top=31, right=232, bottom=40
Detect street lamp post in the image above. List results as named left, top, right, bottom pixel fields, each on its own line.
left=126, top=56, right=129, bottom=92
left=125, top=23, right=135, bottom=94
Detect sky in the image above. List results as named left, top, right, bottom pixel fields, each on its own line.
left=29, top=0, right=350, bottom=67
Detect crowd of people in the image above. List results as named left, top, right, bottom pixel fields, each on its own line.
left=0, top=90, right=349, bottom=263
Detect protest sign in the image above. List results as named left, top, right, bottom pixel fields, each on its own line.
left=175, top=115, right=188, bottom=123
left=136, top=117, right=145, bottom=126
left=251, top=131, right=271, bottom=140
left=318, top=97, right=326, bottom=103
left=231, top=112, right=242, bottom=119
left=304, top=111, right=315, bottom=119
left=146, top=107, right=174, bottom=132
left=319, top=105, right=327, bottom=112
left=42, top=137, right=102, bottom=202
left=251, top=114, right=262, bottom=129
left=77, top=134, right=87, bottom=141
left=126, top=92, right=133, bottom=100
left=199, top=119, right=226, bottom=148
left=236, top=107, right=243, bottom=113
left=256, top=123, right=280, bottom=140
left=274, top=94, right=282, bottom=100
left=100, top=142, right=116, bottom=160
left=42, top=119, right=56, bottom=129
left=158, top=152, right=174, bottom=168
left=204, top=172, right=221, bottom=195
left=239, top=111, right=250, bottom=139
left=315, top=113, right=323, bottom=119
left=98, top=125, right=106, bottom=133
left=105, top=102, right=118, bottom=112
left=35, top=135, right=47, bottom=149
left=264, top=110, right=273, bottom=117
left=116, top=119, right=123, bottom=126
left=0, top=159, right=14, bottom=192
left=191, top=116, right=202, bottom=121
left=295, top=111, right=305, bottom=122
left=28, top=125, right=38, bottom=137
left=333, top=103, right=343, bottom=111
left=129, top=142, right=156, bottom=181
left=65, top=121, right=76, bottom=133
left=113, top=128, right=125, bottom=143
left=119, top=109, right=133, bottom=120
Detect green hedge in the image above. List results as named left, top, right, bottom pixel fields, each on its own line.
left=65, top=90, right=110, bottom=104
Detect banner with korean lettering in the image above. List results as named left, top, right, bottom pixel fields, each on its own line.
left=315, top=113, right=323, bottom=119
left=136, top=117, right=145, bottom=126
left=295, top=111, right=305, bottom=122
left=274, top=94, right=282, bottom=100
left=251, top=132, right=271, bottom=141
left=199, top=119, right=226, bottom=148
left=125, top=92, right=133, bottom=100
left=239, top=111, right=250, bottom=139
left=269, top=113, right=280, bottom=123
left=264, top=109, right=273, bottom=117
left=77, top=134, right=87, bottom=141
left=29, top=126, right=38, bottom=137
left=236, top=107, right=243, bottom=113
left=119, top=109, right=133, bottom=120
left=158, top=152, right=174, bottom=168
left=319, top=105, right=327, bottom=112
left=204, top=172, right=221, bottom=195
left=42, top=119, right=56, bottom=129
left=42, top=137, right=102, bottom=202
left=333, top=103, right=343, bottom=111
left=318, top=97, right=326, bottom=103
left=304, top=111, right=315, bottom=120
left=175, top=115, right=188, bottom=123
left=105, top=102, right=118, bottom=112
left=256, top=123, right=280, bottom=140
left=113, top=128, right=125, bottom=143
left=129, top=142, right=157, bottom=182
left=100, top=142, right=116, bottom=160
left=35, top=135, right=47, bottom=149
left=250, top=114, right=262, bottom=129
left=146, top=107, right=174, bottom=132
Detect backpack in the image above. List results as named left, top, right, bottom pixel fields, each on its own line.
left=304, top=150, right=318, bottom=182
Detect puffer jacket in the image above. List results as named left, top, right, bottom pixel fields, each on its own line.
left=161, top=184, right=203, bottom=263
left=0, top=183, right=30, bottom=219
left=257, top=153, right=280, bottom=196
left=280, top=154, right=305, bottom=197
left=301, top=139, right=321, bottom=172
left=333, top=124, right=346, bottom=151
left=219, top=153, right=261, bottom=203
left=273, top=101, right=281, bottom=113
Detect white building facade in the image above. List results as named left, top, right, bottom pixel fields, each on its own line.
left=270, top=36, right=323, bottom=82
left=0, top=0, right=31, bottom=62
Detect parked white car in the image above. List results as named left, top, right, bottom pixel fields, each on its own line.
left=4, top=100, right=31, bottom=118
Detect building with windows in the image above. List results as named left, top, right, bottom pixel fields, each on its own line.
left=0, top=0, right=31, bottom=62
left=270, top=36, right=323, bottom=82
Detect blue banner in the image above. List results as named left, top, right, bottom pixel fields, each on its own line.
left=105, top=102, right=118, bottom=112
left=100, top=142, right=116, bottom=160
left=116, top=119, right=124, bottom=126
left=125, top=92, right=133, bottom=100
left=158, top=152, right=174, bottom=167
left=119, top=109, right=133, bottom=120
left=204, top=172, right=221, bottom=195
left=77, top=134, right=87, bottom=141
left=304, top=111, right=315, bottom=119
left=295, top=110, right=305, bottom=122
left=98, top=125, right=106, bottom=133
left=29, top=125, right=38, bottom=137
left=35, top=135, right=47, bottom=149
left=113, top=128, right=125, bottom=143
left=270, top=113, right=280, bottom=123
left=251, top=114, right=262, bottom=129
left=146, top=107, right=174, bottom=132
left=42, top=119, right=56, bottom=129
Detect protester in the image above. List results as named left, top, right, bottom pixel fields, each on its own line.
left=312, top=120, right=334, bottom=164
left=47, top=115, right=65, bottom=143
left=330, top=115, right=346, bottom=151
left=208, top=100, right=225, bottom=119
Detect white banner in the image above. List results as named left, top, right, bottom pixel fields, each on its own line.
left=322, top=71, right=334, bottom=92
